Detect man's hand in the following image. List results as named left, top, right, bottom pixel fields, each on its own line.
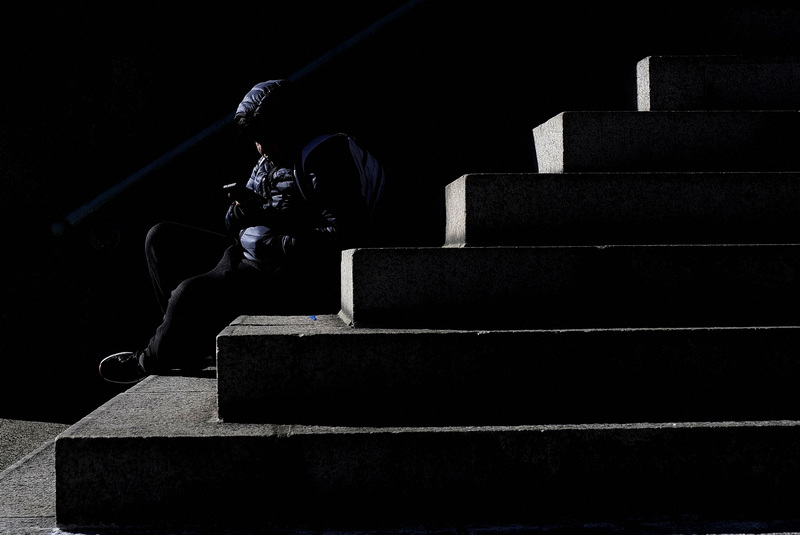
left=224, top=183, right=266, bottom=213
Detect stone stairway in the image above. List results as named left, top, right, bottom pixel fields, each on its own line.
left=54, top=55, right=800, bottom=532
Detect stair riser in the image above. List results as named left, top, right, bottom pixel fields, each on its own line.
left=445, top=172, right=800, bottom=247
left=342, top=245, right=800, bottom=329
left=533, top=111, right=800, bottom=173
left=219, top=317, right=800, bottom=426
left=56, top=412, right=800, bottom=528
left=638, top=55, right=800, bottom=111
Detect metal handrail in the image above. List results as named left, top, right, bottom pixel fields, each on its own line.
left=52, top=0, right=427, bottom=237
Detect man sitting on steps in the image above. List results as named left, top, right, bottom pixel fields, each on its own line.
left=99, top=79, right=387, bottom=384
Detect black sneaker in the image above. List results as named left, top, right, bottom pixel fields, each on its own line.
left=99, top=351, right=148, bottom=384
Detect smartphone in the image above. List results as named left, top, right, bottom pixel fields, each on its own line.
left=223, top=182, right=265, bottom=201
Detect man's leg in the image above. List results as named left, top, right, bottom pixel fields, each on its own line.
left=140, top=248, right=282, bottom=373
left=145, top=222, right=232, bottom=314
left=100, top=224, right=235, bottom=383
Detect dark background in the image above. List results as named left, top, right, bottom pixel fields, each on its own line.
left=2, top=1, right=799, bottom=423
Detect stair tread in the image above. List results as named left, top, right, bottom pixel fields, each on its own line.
left=56, top=374, right=800, bottom=528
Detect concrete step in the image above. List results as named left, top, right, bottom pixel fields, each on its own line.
left=340, top=244, right=800, bottom=330
left=217, top=315, right=800, bottom=426
left=444, top=172, right=800, bottom=247
left=0, top=437, right=59, bottom=534
left=532, top=111, right=800, bottom=173
left=637, top=55, right=800, bottom=111
left=55, top=374, right=800, bottom=531
left=0, top=418, right=69, bottom=473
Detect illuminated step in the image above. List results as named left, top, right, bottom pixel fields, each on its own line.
left=533, top=111, right=800, bottom=173
left=637, top=55, right=800, bottom=111
left=444, top=172, right=800, bottom=246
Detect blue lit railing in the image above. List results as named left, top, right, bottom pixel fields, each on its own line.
left=52, top=0, right=427, bottom=237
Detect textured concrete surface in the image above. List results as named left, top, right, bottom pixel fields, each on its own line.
left=0, top=418, right=68, bottom=472
left=4, top=414, right=800, bottom=534
left=533, top=111, right=800, bottom=173
left=340, top=244, right=800, bottom=329
left=0, top=434, right=60, bottom=534
left=7, top=426, right=800, bottom=535
left=637, top=55, right=800, bottom=111
left=53, top=375, right=800, bottom=531
left=218, top=315, right=800, bottom=426
left=444, top=172, right=800, bottom=247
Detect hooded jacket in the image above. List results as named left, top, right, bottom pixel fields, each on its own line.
left=226, top=86, right=387, bottom=274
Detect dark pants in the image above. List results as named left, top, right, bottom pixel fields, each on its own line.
left=141, top=222, right=337, bottom=373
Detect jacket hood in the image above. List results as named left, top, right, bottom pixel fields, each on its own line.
left=234, top=79, right=295, bottom=137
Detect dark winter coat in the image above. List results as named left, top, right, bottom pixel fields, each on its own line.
left=225, top=133, right=386, bottom=274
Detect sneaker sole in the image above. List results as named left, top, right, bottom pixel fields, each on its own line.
left=99, top=352, right=148, bottom=385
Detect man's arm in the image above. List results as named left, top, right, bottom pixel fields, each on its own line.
left=289, top=135, right=371, bottom=248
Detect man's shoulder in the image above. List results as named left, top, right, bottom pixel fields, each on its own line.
left=302, top=133, right=352, bottom=170
left=303, top=133, right=349, bottom=156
